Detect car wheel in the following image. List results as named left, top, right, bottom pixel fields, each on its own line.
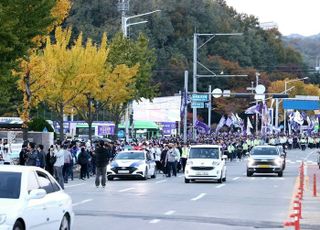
left=13, top=220, right=24, bottom=230
left=278, top=171, right=283, bottom=177
left=107, top=176, right=114, bottom=181
left=59, top=215, right=70, bottom=230
left=247, top=170, right=253, bottom=177
left=184, top=178, right=190, bottom=183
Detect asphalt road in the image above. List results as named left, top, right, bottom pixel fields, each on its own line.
left=65, top=148, right=319, bottom=230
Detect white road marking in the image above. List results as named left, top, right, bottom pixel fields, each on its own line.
left=178, top=175, right=184, bottom=178
left=119, top=187, right=135, bottom=192
left=296, top=160, right=302, bottom=163
left=232, top=177, right=240, bottom=181
left=262, top=177, right=267, bottom=180
left=149, top=219, right=161, bottom=224
left=65, top=183, right=85, bottom=188
left=216, top=184, right=225, bottom=189
left=191, top=193, right=206, bottom=201
left=250, top=177, right=256, bottom=180
left=304, top=150, right=317, bottom=161
left=155, top=179, right=167, bottom=184
left=164, top=210, right=176, bottom=215
left=72, top=199, right=93, bottom=207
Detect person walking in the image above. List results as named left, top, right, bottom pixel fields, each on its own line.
left=95, top=140, right=110, bottom=188
left=37, top=144, right=46, bottom=169
left=180, top=144, right=189, bottom=173
left=25, top=142, right=38, bottom=166
left=78, top=144, right=89, bottom=180
left=54, top=142, right=65, bottom=189
left=19, top=144, right=28, bottom=165
left=45, top=145, right=55, bottom=176
left=62, top=145, right=73, bottom=184
left=166, top=144, right=177, bottom=177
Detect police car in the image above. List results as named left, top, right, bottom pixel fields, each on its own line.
left=107, top=150, right=156, bottom=180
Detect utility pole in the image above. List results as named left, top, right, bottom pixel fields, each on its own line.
left=208, top=85, right=212, bottom=128
left=183, top=71, right=188, bottom=144
left=255, top=72, right=259, bottom=134
left=192, top=32, right=246, bottom=140
left=118, top=0, right=160, bottom=142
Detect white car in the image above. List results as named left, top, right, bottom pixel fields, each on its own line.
left=184, top=145, right=227, bottom=183
left=107, top=150, right=156, bottom=180
left=0, top=165, right=74, bottom=230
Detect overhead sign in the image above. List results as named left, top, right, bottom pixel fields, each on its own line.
left=223, top=90, right=231, bottom=97
left=192, top=94, right=208, bottom=102
left=255, top=84, right=266, bottom=94
left=212, top=88, right=222, bottom=98
left=191, top=102, right=205, bottom=108
left=283, top=99, right=320, bottom=110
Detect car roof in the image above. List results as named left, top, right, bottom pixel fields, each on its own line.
left=253, top=145, right=277, bottom=148
left=119, top=150, right=145, bottom=153
left=0, top=165, right=45, bottom=173
left=190, top=145, right=221, bottom=148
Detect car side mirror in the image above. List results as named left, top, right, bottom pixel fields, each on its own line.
left=28, top=189, right=47, bottom=200
left=222, top=155, right=228, bottom=160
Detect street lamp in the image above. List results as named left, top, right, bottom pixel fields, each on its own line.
left=122, top=10, right=161, bottom=37
left=283, top=77, right=308, bottom=134
left=120, top=9, right=161, bottom=141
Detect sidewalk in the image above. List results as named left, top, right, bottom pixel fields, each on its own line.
left=300, top=163, right=320, bottom=229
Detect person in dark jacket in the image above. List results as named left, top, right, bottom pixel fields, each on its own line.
left=19, top=144, right=28, bottom=165
left=78, top=145, right=89, bottom=180
left=94, top=140, right=110, bottom=188
left=25, top=142, right=38, bottom=166
left=45, top=145, right=55, bottom=176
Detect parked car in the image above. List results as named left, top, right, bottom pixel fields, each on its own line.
left=0, top=165, right=74, bottom=230
left=246, top=145, right=285, bottom=177
left=184, top=145, right=227, bottom=183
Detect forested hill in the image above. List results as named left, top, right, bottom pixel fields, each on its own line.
left=65, top=0, right=307, bottom=113
left=283, top=34, right=320, bottom=70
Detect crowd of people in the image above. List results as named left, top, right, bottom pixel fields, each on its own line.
left=1, top=132, right=319, bottom=190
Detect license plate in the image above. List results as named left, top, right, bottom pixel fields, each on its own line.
left=196, top=171, right=209, bottom=176
left=259, top=165, right=269, bottom=168
left=118, top=170, right=129, bottom=174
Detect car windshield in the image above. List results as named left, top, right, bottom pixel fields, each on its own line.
left=189, top=148, right=219, bottom=159
left=0, top=171, right=21, bottom=199
left=251, top=147, right=278, bottom=156
left=115, top=152, right=145, bottom=160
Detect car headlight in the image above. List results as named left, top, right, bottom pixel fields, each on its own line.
left=0, top=214, right=7, bottom=225
left=186, top=161, right=193, bottom=166
left=212, top=161, right=220, bottom=166
left=274, top=158, right=283, bottom=166
left=137, top=163, right=146, bottom=170
left=247, top=158, right=255, bottom=166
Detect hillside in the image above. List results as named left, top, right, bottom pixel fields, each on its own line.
left=283, top=34, right=320, bottom=69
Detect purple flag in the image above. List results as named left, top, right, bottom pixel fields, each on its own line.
left=195, top=120, right=210, bottom=134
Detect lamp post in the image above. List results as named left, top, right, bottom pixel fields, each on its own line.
left=283, top=77, right=308, bottom=134
left=118, top=2, right=160, bottom=141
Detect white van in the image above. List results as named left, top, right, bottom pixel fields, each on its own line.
left=184, top=145, right=227, bottom=183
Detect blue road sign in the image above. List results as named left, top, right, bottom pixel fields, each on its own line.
left=192, top=94, right=208, bottom=102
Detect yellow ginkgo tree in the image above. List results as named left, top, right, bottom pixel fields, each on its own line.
left=20, top=26, right=139, bottom=140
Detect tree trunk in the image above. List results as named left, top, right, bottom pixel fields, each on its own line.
left=59, top=103, right=64, bottom=141
left=88, top=97, right=93, bottom=142
left=22, top=127, right=28, bottom=142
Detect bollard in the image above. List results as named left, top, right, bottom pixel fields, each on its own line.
left=293, top=200, right=302, bottom=219
left=313, top=174, right=317, bottom=197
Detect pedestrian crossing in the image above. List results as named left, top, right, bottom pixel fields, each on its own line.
left=286, top=159, right=318, bottom=165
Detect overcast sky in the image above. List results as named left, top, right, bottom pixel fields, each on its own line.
left=225, top=0, right=320, bottom=36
